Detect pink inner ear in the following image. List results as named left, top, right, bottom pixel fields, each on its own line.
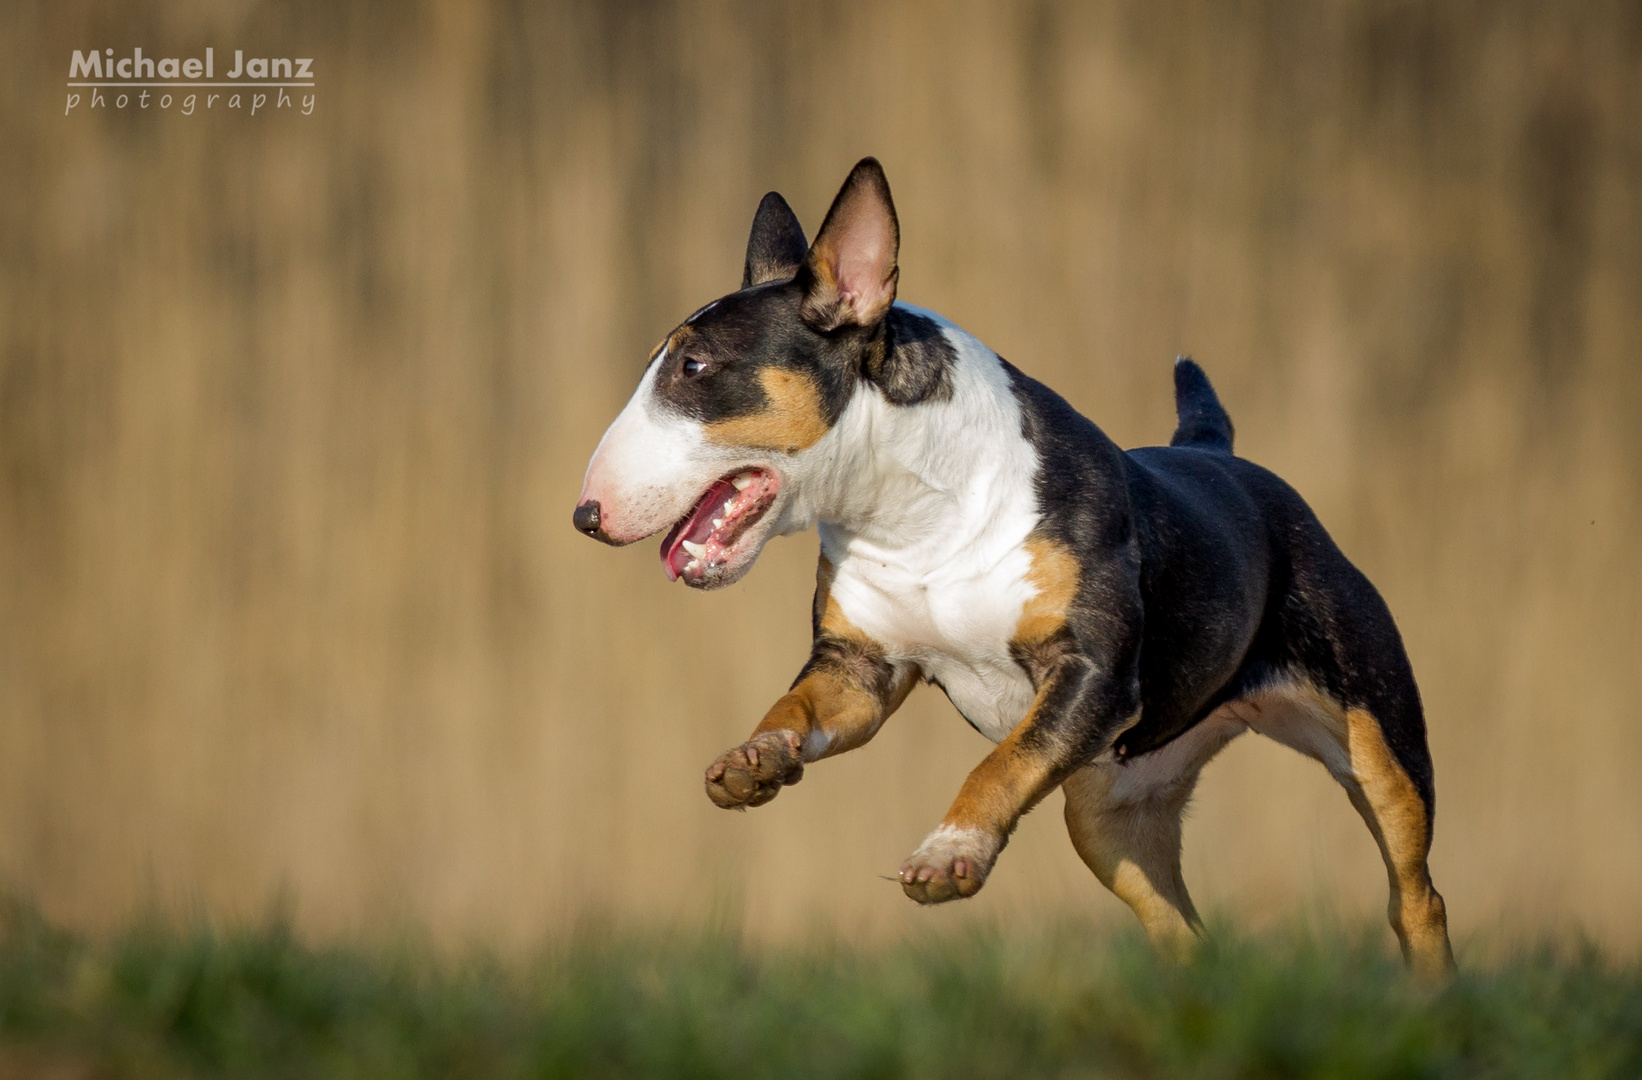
left=835, top=237, right=890, bottom=308
left=829, top=203, right=895, bottom=316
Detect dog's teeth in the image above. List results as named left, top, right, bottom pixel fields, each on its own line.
left=732, top=473, right=754, bottom=491
left=681, top=540, right=708, bottom=559
left=711, top=518, right=724, bottom=530
left=723, top=500, right=735, bottom=515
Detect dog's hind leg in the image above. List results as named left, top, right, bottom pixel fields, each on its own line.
left=1242, top=497, right=1456, bottom=976
left=1063, top=768, right=1200, bottom=957
left=1244, top=682, right=1455, bottom=978
left=1337, top=707, right=1455, bottom=978
left=1061, top=715, right=1244, bottom=958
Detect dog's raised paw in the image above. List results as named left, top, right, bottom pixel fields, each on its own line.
left=704, top=730, right=804, bottom=809
left=898, top=826, right=998, bottom=904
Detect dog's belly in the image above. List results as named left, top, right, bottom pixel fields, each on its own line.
left=826, top=543, right=1040, bottom=743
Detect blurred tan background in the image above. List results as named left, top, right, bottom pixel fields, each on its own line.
left=2, top=0, right=1638, bottom=952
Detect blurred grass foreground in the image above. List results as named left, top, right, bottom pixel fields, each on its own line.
left=1, top=902, right=1638, bottom=1080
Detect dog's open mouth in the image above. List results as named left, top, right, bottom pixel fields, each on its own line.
left=660, top=468, right=780, bottom=583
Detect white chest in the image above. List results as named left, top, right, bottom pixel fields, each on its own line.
left=824, top=536, right=1041, bottom=743
left=799, top=306, right=1046, bottom=744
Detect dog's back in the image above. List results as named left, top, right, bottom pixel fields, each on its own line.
left=1115, top=370, right=1432, bottom=812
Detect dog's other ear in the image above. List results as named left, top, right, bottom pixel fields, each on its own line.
left=742, top=192, right=809, bottom=288
left=799, top=158, right=899, bottom=331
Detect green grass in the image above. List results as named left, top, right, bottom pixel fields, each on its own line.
left=0, top=899, right=1638, bottom=1079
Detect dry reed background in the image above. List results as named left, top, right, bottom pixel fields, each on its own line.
left=1, top=0, right=1638, bottom=951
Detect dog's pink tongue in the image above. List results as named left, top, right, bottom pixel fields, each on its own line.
left=661, top=478, right=738, bottom=580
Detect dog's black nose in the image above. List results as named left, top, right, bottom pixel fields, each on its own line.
left=573, top=500, right=603, bottom=537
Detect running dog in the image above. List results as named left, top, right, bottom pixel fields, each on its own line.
left=574, top=159, right=1454, bottom=975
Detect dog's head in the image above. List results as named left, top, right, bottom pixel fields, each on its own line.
left=574, top=158, right=906, bottom=588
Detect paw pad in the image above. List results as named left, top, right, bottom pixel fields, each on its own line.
left=898, top=827, right=996, bottom=904
left=704, top=731, right=804, bottom=809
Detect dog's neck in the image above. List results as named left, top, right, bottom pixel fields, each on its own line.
left=778, top=310, right=1041, bottom=565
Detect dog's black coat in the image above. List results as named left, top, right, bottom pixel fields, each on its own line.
left=650, top=273, right=1433, bottom=816
left=1007, top=357, right=1433, bottom=812
left=619, top=164, right=1432, bottom=818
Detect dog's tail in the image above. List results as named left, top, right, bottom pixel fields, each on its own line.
left=1169, top=357, right=1235, bottom=452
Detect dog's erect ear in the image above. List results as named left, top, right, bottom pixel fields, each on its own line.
left=799, top=158, right=899, bottom=331
left=742, top=192, right=809, bottom=289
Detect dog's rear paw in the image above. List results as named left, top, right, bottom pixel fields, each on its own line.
left=704, top=731, right=805, bottom=809
left=898, top=826, right=998, bottom=904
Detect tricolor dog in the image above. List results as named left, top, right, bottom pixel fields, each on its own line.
left=574, top=159, right=1454, bottom=975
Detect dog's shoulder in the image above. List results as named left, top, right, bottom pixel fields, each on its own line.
left=996, top=359, right=1133, bottom=552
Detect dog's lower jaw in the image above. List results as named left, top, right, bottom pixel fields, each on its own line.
left=671, top=511, right=782, bottom=589
left=664, top=469, right=786, bottom=588
left=898, top=825, right=1001, bottom=904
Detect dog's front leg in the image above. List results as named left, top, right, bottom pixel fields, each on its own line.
left=704, top=637, right=918, bottom=810
left=900, top=641, right=1140, bottom=903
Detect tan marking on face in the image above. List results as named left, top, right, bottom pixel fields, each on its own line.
left=672, top=323, right=706, bottom=359
left=1013, top=536, right=1081, bottom=646
left=703, top=367, right=830, bottom=453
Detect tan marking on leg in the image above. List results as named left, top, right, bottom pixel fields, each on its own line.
left=1062, top=715, right=1243, bottom=958
left=706, top=553, right=916, bottom=809
left=901, top=543, right=1092, bottom=902
left=706, top=663, right=911, bottom=808
left=752, top=662, right=917, bottom=758
left=1344, top=708, right=1455, bottom=979
left=1065, top=768, right=1199, bottom=957
left=703, top=368, right=830, bottom=452
left=1239, top=680, right=1350, bottom=771
left=941, top=726, right=1059, bottom=835
left=805, top=553, right=905, bottom=704
left=900, top=697, right=1087, bottom=903
left=777, top=554, right=914, bottom=752
left=1242, top=680, right=1454, bottom=978
left=905, top=699, right=1136, bottom=908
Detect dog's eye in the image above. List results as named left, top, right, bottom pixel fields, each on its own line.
left=681, top=357, right=706, bottom=378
